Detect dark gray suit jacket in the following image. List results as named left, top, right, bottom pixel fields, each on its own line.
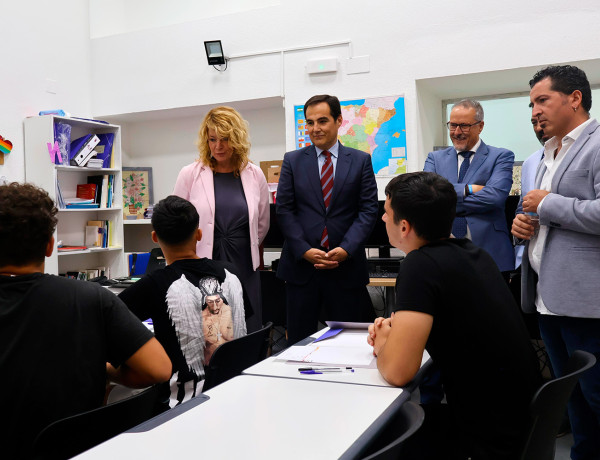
left=522, top=119, right=600, bottom=317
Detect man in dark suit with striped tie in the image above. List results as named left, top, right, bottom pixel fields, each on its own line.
left=276, top=95, right=379, bottom=344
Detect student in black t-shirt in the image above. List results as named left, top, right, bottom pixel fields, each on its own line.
left=0, top=183, right=171, bottom=460
left=119, top=195, right=250, bottom=406
left=367, top=172, right=541, bottom=460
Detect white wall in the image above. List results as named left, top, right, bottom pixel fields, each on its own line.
left=89, top=0, right=600, bottom=192
left=4, top=1, right=600, bottom=193
left=114, top=103, right=285, bottom=203
left=89, top=0, right=280, bottom=39
left=0, top=1, right=93, bottom=184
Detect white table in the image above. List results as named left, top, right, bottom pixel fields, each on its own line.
left=244, top=328, right=430, bottom=388
left=75, top=375, right=406, bottom=460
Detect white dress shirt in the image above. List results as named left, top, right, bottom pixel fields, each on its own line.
left=529, top=118, right=593, bottom=315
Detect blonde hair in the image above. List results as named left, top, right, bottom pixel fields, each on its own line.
left=197, top=106, right=250, bottom=175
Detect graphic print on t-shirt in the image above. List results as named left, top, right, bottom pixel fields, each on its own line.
left=165, top=269, right=246, bottom=405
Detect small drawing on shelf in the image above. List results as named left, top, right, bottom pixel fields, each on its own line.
left=123, top=167, right=153, bottom=220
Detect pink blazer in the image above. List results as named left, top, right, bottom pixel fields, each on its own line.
left=173, top=161, right=270, bottom=270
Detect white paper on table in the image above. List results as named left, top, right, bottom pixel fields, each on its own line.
left=317, top=330, right=369, bottom=348
left=276, top=344, right=375, bottom=367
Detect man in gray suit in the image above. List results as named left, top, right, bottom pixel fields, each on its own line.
left=512, top=65, right=600, bottom=460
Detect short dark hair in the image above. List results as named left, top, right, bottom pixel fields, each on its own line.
left=0, top=182, right=58, bottom=266
left=384, top=172, right=456, bottom=242
left=151, top=195, right=199, bottom=245
left=529, top=65, right=592, bottom=113
left=304, top=94, right=342, bottom=120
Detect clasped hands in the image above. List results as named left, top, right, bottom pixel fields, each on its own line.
left=303, top=247, right=348, bottom=269
left=367, top=313, right=394, bottom=357
left=511, top=189, right=550, bottom=240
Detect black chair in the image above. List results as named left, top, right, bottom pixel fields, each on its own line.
left=360, top=401, right=425, bottom=460
left=260, top=270, right=288, bottom=353
left=203, top=321, right=273, bottom=392
left=33, top=385, right=161, bottom=459
left=520, top=349, right=596, bottom=460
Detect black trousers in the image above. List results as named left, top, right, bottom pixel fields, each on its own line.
left=285, top=270, right=374, bottom=345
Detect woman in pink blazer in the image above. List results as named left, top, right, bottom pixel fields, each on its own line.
left=173, top=106, right=270, bottom=331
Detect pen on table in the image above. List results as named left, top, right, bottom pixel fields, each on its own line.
left=298, top=367, right=353, bottom=371
left=298, top=367, right=354, bottom=373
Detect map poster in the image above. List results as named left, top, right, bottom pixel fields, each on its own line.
left=294, top=95, right=407, bottom=175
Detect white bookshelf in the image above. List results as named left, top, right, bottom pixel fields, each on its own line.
left=23, top=116, right=126, bottom=278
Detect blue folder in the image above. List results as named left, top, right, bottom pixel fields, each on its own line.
left=129, top=252, right=150, bottom=276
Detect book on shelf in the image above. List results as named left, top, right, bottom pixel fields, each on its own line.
left=85, top=225, right=100, bottom=247
left=62, top=266, right=110, bottom=281
left=76, top=183, right=97, bottom=200
left=86, top=268, right=100, bottom=279
left=65, top=197, right=94, bottom=205
left=55, top=179, right=65, bottom=208
left=65, top=201, right=99, bottom=209
left=104, top=220, right=111, bottom=247
left=86, top=158, right=104, bottom=168
left=86, top=220, right=109, bottom=248
left=70, top=134, right=100, bottom=167
left=87, top=175, right=104, bottom=206
left=58, top=245, right=87, bottom=252
left=95, top=133, right=114, bottom=168
left=100, top=175, right=109, bottom=208
left=87, top=174, right=114, bottom=208
left=107, top=174, right=114, bottom=208
left=64, top=271, right=87, bottom=281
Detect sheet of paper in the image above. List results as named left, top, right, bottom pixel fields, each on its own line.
left=277, top=344, right=375, bottom=367
left=312, top=330, right=369, bottom=348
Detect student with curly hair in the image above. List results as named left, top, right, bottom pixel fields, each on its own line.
left=0, top=182, right=171, bottom=459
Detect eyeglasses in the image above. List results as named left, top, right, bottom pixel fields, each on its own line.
left=446, top=121, right=481, bottom=132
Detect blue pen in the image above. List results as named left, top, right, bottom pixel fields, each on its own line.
left=299, top=368, right=354, bottom=374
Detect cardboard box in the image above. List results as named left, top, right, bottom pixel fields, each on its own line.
left=260, top=160, right=283, bottom=183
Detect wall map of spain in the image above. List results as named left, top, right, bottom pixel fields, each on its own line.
left=294, top=95, right=407, bottom=175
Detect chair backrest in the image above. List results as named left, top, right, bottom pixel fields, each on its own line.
left=203, top=322, right=273, bottom=392
left=361, top=401, right=425, bottom=460
left=32, top=385, right=160, bottom=459
left=520, top=349, right=596, bottom=460
left=259, top=270, right=286, bottom=328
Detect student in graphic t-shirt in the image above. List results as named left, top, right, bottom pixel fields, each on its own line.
left=119, top=195, right=251, bottom=406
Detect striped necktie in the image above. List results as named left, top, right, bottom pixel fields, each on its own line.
left=320, top=151, right=333, bottom=249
